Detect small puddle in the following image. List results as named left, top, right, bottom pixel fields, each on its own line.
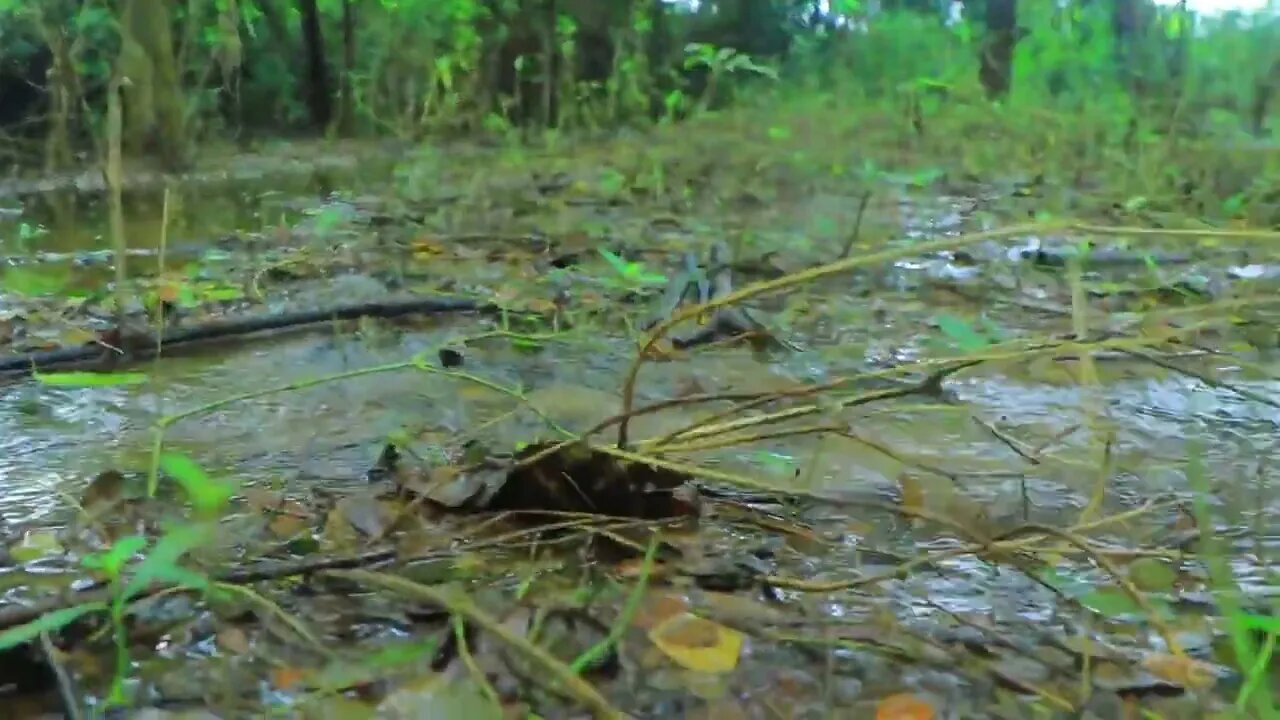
left=0, top=141, right=411, bottom=520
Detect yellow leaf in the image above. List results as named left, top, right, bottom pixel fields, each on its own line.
left=11, top=530, right=64, bottom=564
left=410, top=236, right=447, bottom=257
left=876, top=693, right=935, bottom=720
left=271, top=666, right=306, bottom=689
left=648, top=613, right=743, bottom=674
left=897, top=472, right=925, bottom=513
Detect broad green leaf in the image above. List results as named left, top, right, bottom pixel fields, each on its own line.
left=34, top=371, right=149, bottom=387
left=1078, top=587, right=1141, bottom=617
left=1078, top=587, right=1170, bottom=619
left=1128, top=558, right=1179, bottom=593
left=935, top=314, right=989, bottom=352
left=2, top=266, right=69, bottom=296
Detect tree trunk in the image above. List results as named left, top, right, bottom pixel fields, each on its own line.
left=43, top=28, right=76, bottom=172
left=119, top=0, right=187, bottom=169
left=338, top=0, right=357, bottom=135
left=979, top=0, right=1017, bottom=99
left=298, top=0, right=332, bottom=130
left=1252, top=56, right=1279, bottom=136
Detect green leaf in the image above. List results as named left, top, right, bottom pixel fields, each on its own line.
left=1076, top=587, right=1170, bottom=619
left=978, top=317, right=1008, bottom=343
left=2, top=266, right=70, bottom=296
left=597, top=248, right=666, bottom=286
left=145, top=565, right=210, bottom=592
left=1128, top=558, right=1178, bottom=593
left=597, top=169, right=627, bottom=196
left=159, top=453, right=237, bottom=515
left=34, top=371, right=149, bottom=387
left=752, top=451, right=795, bottom=472
left=82, top=535, right=149, bottom=578
left=121, top=524, right=212, bottom=601
left=201, top=286, right=244, bottom=302
left=597, top=247, right=630, bottom=276
left=0, top=603, right=108, bottom=651
left=510, top=337, right=545, bottom=353
left=1037, top=567, right=1090, bottom=596
left=1122, top=196, right=1148, bottom=212
left=632, top=271, right=668, bottom=285
left=909, top=167, right=944, bottom=187
left=1236, top=613, right=1280, bottom=634
left=935, top=314, right=990, bottom=352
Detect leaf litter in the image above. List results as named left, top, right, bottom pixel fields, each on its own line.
left=2, top=110, right=1280, bottom=720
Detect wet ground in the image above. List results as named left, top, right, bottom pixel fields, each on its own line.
left=1, top=115, right=1279, bottom=718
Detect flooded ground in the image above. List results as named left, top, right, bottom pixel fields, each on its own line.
left=1, top=115, right=1278, bottom=718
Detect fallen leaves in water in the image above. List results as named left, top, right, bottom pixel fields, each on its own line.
left=270, top=666, right=306, bottom=690
left=632, top=592, right=691, bottom=631
left=1140, top=652, right=1219, bottom=691
left=648, top=612, right=743, bottom=673
left=875, top=693, right=936, bottom=720
left=10, top=529, right=63, bottom=564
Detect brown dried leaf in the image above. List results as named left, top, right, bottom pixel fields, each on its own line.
left=217, top=626, right=252, bottom=655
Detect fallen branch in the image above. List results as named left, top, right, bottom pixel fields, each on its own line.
left=0, top=295, right=491, bottom=376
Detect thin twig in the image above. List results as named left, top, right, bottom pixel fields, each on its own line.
left=837, top=189, right=873, bottom=260
left=40, top=630, right=83, bottom=720
left=569, top=532, right=660, bottom=675
left=328, top=569, right=626, bottom=719
left=618, top=222, right=1069, bottom=448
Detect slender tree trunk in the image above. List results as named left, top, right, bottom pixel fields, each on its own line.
left=43, top=28, right=75, bottom=172
left=1253, top=56, right=1279, bottom=136
left=119, top=0, right=187, bottom=168
left=338, top=0, right=357, bottom=135
left=979, top=0, right=1017, bottom=99
left=298, top=0, right=332, bottom=129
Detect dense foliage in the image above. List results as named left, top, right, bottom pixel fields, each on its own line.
left=0, top=2, right=1271, bottom=137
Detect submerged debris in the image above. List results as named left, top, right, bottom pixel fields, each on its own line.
left=379, top=440, right=700, bottom=522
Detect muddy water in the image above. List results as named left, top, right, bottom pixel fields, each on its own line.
left=0, top=140, right=403, bottom=279
left=1, top=141, right=1277, bottom=582
left=0, top=141, right=408, bottom=522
